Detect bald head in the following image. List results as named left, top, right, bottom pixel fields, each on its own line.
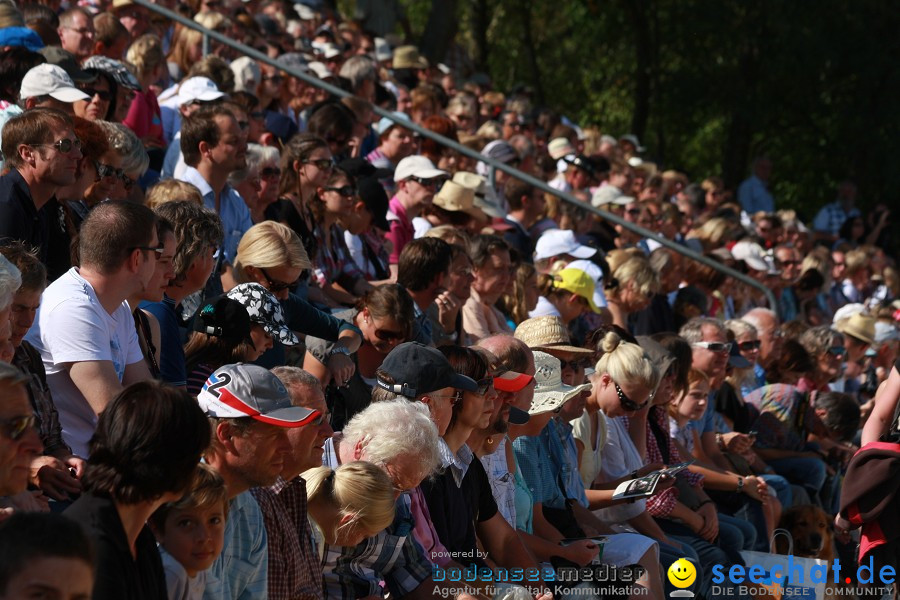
left=742, top=308, right=782, bottom=368
left=476, top=334, right=532, bottom=373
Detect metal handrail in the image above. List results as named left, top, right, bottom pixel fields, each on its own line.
left=134, top=0, right=779, bottom=315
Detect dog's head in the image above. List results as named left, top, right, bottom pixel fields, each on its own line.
left=779, top=505, right=832, bottom=558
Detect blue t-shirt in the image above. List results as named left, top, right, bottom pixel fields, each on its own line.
left=141, top=296, right=187, bottom=387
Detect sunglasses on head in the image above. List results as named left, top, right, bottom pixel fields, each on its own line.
left=259, top=267, right=299, bottom=293
left=738, top=340, right=762, bottom=351
left=0, top=415, right=35, bottom=441
left=615, top=381, right=649, bottom=412
left=324, top=185, right=356, bottom=198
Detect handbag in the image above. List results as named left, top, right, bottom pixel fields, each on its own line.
left=739, top=529, right=828, bottom=600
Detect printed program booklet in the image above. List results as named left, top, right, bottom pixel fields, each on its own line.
left=611, top=461, right=694, bottom=500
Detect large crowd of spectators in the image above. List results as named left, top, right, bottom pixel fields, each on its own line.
left=0, top=0, right=898, bottom=599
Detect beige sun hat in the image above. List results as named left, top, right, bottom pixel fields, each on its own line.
left=392, top=45, right=429, bottom=70
left=529, top=351, right=592, bottom=414
left=834, top=313, right=876, bottom=346
left=514, top=316, right=594, bottom=356
left=433, top=181, right=486, bottom=220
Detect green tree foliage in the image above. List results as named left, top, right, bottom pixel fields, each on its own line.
left=402, top=0, right=900, bottom=220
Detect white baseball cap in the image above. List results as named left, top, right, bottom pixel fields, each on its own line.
left=730, top=240, right=778, bottom=274
left=19, top=64, right=89, bottom=103
left=534, top=229, right=598, bottom=262
left=591, top=185, right=633, bottom=207
left=393, top=155, right=447, bottom=183
left=175, top=76, right=225, bottom=107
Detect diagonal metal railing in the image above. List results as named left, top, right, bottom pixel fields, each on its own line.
left=134, top=0, right=779, bottom=316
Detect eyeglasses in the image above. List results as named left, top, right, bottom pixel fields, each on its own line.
left=0, top=415, right=35, bottom=441
left=738, top=340, right=762, bottom=351
left=324, top=185, right=356, bottom=197
left=828, top=346, right=847, bottom=357
left=373, top=327, right=405, bottom=342
left=559, top=358, right=593, bottom=371
left=302, top=158, right=335, bottom=170
left=691, top=341, right=733, bottom=353
left=475, top=377, right=494, bottom=396
left=777, top=259, right=800, bottom=267
left=429, top=391, right=463, bottom=406
left=63, top=26, right=94, bottom=35
left=615, top=381, right=649, bottom=412
left=81, top=87, right=111, bottom=102
left=33, top=138, right=82, bottom=154
left=408, top=176, right=442, bottom=189
left=261, top=166, right=281, bottom=179
left=93, top=160, right=123, bottom=180
left=131, top=245, right=165, bottom=258
left=259, top=267, right=300, bottom=293
left=310, top=410, right=331, bottom=426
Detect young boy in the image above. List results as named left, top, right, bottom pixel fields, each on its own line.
left=150, top=464, right=228, bottom=600
left=0, top=512, right=94, bottom=600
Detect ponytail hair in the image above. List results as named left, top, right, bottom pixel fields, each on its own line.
left=303, top=461, right=396, bottom=539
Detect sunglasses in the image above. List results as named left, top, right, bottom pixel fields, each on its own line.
left=262, top=74, right=284, bottom=83
left=81, top=87, right=112, bottom=102
left=34, top=137, right=82, bottom=153
left=261, top=166, right=281, bottom=179
left=121, top=173, right=135, bottom=190
left=475, top=377, right=494, bottom=396
left=131, top=245, right=165, bottom=258
left=324, top=185, right=356, bottom=197
left=615, top=381, right=649, bottom=412
left=692, top=341, right=733, bottom=353
left=310, top=410, right=331, bottom=426
left=408, top=176, right=442, bottom=189
left=559, top=358, right=593, bottom=371
left=94, top=160, right=123, bottom=180
left=259, top=267, right=299, bottom=293
left=373, top=327, right=405, bottom=342
left=738, top=340, right=762, bottom=351
left=302, top=158, right=335, bottom=170
left=827, top=346, right=847, bottom=357
left=0, top=415, right=35, bottom=441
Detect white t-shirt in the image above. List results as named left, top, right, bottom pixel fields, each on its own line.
left=25, top=268, right=143, bottom=457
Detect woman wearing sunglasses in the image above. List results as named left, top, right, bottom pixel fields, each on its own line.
left=309, top=168, right=374, bottom=307
left=232, top=221, right=361, bottom=374
left=304, top=284, right=414, bottom=431
left=726, top=319, right=763, bottom=398
left=603, top=252, right=660, bottom=330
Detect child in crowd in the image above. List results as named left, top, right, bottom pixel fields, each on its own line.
left=303, top=462, right=396, bottom=551
left=668, top=368, right=710, bottom=453
left=150, top=463, right=228, bottom=600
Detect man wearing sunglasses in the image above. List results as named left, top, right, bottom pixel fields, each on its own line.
left=0, top=362, right=43, bottom=498
left=0, top=108, right=84, bottom=266
left=386, top=155, right=447, bottom=278
left=25, top=202, right=158, bottom=459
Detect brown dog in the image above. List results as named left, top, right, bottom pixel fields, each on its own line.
left=775, top=505, right=835, bottom=562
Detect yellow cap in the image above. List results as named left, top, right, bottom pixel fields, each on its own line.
left=556, top=267, right=601, bottom=314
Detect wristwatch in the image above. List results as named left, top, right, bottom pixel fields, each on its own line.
left=736, top=476, right=744, bottom=492
left=328, top=346, right=351, bottom=358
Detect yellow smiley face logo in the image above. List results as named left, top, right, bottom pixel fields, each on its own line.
left=667, top=558, right=697, bottom=589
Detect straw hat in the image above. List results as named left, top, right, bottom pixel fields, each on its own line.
left=514, top=316, right=593, bottom=356
left=392, top=45, right=428, bottom=70
left=529, top=351, right=592, bottom=415
left=834, top=313, right=876, bottom=346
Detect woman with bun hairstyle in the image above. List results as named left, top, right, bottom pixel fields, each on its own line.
left=303, top=461, right=396, bottom=550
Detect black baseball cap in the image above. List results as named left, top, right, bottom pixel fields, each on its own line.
left=192, top=296, right=253, bottom=346
left=376, top=342, right=478, bottom=398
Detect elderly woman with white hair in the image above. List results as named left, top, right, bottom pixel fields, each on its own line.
left=0, top=253, right=21, bottom=362
left=229, top=144, right=281, bottom=224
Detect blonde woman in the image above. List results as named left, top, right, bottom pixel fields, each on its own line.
left=604, top=255, right=660, bottom=328
left=303, top=462, right=396, bottom=550
left=124, top=34, right=166, bottom=149
left=499, top=263, right=538, bottom=327
left=231, top=221, right=361, bottom=373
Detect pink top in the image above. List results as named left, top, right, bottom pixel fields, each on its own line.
left=123, top=90, right=164, bottom=148
left=386, top=196, right=413, bottom=265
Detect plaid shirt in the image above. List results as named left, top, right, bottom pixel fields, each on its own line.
left=320, top=437, right=432, bottom=599
left=479, top=436, right=517, bottom=527
left=644, top=408, right=703, bottom=518
left=13, top=341, right=71, bottom=457
left=551, top=417, right=589, bottom=508
left=203, top=491, right=269, bottom=600
left=251, top=477, right=323, bottom=600
left=512, top=427, right=568, bottom=509
left=312, top=223, right=365, bottom=291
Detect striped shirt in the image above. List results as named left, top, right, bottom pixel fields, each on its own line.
left=479, top=436, right=517, bottom=527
